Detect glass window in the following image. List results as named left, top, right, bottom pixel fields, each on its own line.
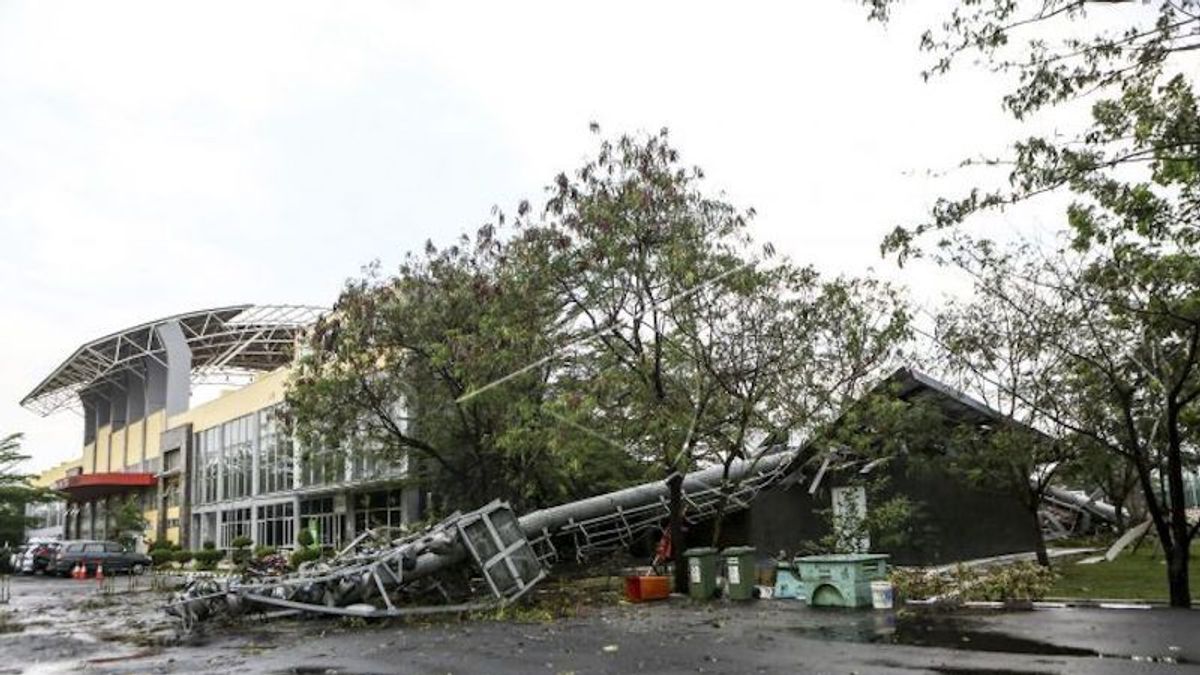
left=353, top=488, right=408, bottom=534
left=300, top=445, right=343, bottom=487
left=256, top=502, right=295, bottom=549
left=258, top=407, right=294, bottom=495
left=194, top=426, right=222, bottom=504
left=83, top=543, right=104, bottom=553
left=105, top=543, right=124, bottom=553
left=298, top=497, right=343, bottom=548
left=164, top=479, right=181, bottom=508
left=222, top=415, right=254, bottom=500
left=220, top=507, right=252, bottom=548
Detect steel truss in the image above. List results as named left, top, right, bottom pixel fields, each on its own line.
left=166, top=447, right=803, bottom=630
left=23, top=304, right=324, bottom=415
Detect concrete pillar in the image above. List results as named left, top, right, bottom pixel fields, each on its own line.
left=154, top=320, right=192, bottom=417
left=291, top=495, right=302, bottom=548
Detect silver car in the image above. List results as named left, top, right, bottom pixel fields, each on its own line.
left=13, top=539, right=62, bottom=574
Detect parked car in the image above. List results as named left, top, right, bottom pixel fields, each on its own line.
left=7, top=545, right=24, bottom=573
left=16, top=539, right=62, bottom=574
left=51, top=540, right=152, bottom=577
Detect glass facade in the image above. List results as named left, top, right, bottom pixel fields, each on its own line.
left=257, top=407, right=293, bottom=494
left=300, top=496, right=343, bottom=548
left=222, top=414, right=254, bottom=500
left=300, top=446, right=343, bottom=487
left=353, top=488, right=407, bottom=533
left=256, top=502, right=294, bottom=548
left=164, top=478, right=181, bottom=508
left=220, top=507, right=252, bottom=547
left=186, top=400, right=413, bottom=550
left=194, top=426, right=221, bottom=504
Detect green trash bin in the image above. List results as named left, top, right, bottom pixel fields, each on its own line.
left=683, top=547, right=719, bottom=600
left=721, top=546, right=757, bottom=600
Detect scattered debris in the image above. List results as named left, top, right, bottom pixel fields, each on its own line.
left=166, top=448, right=798, bottom=630
left=1105, top=520, right=1153, bottom=562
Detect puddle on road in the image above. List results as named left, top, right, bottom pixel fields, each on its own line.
left=792, top=613, right=1188, bottom=665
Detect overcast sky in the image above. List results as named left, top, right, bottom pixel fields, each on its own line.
left=1, top=1, right=1081, bottom=472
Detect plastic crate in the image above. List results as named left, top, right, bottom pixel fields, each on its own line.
left=624, top=575, right=671, bottom=602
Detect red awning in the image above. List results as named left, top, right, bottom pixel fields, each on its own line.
left=54, top=472, right=157, bottom=502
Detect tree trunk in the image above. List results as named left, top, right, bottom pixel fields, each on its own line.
left=709, top=460, right=738, bottom=548
left=1031, top=505, right=1050, bottom=567
left=1165, top=410, right=1193, bottom=608
left=710, top=494, right=728, bottom=549
left=1111, top=495, right=1127, bottom=534
left=1167, top=542, right=1192, bottom=608
left=668, top=473, right=687, bottom=593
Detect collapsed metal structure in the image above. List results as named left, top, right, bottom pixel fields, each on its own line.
left=165, top=366, right=1126, bottom=628
left=167, top=448, right=800, bottom=629
left=166, top=451, right=1123, bottom=629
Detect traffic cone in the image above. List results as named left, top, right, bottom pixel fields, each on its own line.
left=72, top=562, right=82, bottom=580
left=95, top=564, right=104, bottom=583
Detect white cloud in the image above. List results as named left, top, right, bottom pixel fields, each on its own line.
left=0, top=0, right=1102, bottom=471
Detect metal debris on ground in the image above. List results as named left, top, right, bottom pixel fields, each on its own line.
left=165, top=440, right=1119, bottom=631
left=166, top=446, right=801, bottom=630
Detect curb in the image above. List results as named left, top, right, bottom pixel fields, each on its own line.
left=901, top=599, right=1174, bottom=610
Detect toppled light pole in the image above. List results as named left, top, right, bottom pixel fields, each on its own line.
left=167, top=446, right=802, bottom=629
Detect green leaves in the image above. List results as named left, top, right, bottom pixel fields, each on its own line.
left=0, top=433, right=43, bottom=545
left=871, top=2, right=1200, bottom=262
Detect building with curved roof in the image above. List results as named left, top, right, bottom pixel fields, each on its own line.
left=22, top=305, right=422, bottom=550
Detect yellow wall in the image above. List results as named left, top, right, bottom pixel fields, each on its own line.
left=110, top=426, right=127, bottom=472
left=82, top=443, right=95, bottom=477
left=171, top=366, right=290, bottom=432
left=95, top=426, right=110, bottom=473
left=126, top=419, right=144, bottom=468
left=143, top=410, right=164, bottom=460
left=165, top=506, right=181, bottom=545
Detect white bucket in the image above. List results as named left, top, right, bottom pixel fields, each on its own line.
left=870, top=580, right=894, bottom=609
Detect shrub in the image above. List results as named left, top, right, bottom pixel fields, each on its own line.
left=290, top=546, right=322, bottom=569
left=150, top=549, right=174, bottom=567
left=199, top=549, right=226, bottom=564
left=191, top=549, right=225, bottom=571
left=230, top=536, right=253, bottom=565
left=202, top=540, right=217, bottom=551
left=254, top=545, right=278, bottom=559
left=297, top=529, right=314, bottom=548
left=173, top=550, right=194, bottom=565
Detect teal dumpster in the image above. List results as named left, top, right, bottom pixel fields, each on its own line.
left=683, top=547, right=719, bottom=600
left=793, top=553, right=889, bottom=608
left=721, top=546, right=757, bottom=600
left=774, top=560, right=802, bottom=599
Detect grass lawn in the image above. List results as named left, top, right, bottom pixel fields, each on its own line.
left=1049, top=540, right=1200, bottom=601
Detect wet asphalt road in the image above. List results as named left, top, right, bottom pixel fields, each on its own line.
left=2, top=574, right=1200, bottom=674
